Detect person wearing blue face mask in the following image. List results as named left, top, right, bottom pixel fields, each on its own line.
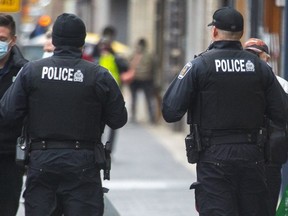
left=0, top=40, right=11, bottom=58
left=0, top=13, right=28, bottom=215
left=0, top=13, right=127, bottom=216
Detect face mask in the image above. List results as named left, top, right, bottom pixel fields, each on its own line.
left=0, top=40, right=11, bottom=60
left=42, top=51, right=53, bottom=58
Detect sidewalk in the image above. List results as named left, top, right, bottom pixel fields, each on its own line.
left=121, top=85, right=191, bottom=173
left=146, top=122, right=195, bottom=174
left=101, top=121, right=198, bottom=216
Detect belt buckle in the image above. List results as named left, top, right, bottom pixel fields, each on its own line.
left=75, top=141, right=80, bottom=149
left=41, top=141, right=47, bottom=150
left=247, top=133, right=252, bottom=143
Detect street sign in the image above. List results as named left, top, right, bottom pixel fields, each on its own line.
left=0, top=0, right=21, bottom=12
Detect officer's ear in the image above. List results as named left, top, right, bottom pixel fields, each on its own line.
left=211, top=26, right=218, bottom=40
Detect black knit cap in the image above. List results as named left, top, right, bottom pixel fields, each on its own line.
left=52, top=13, right=86, bottom=47
left=208, top=7, right=243, bottom=32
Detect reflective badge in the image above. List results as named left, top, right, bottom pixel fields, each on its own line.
left=74, top=70, right=84, bottom=82
left=178, top=62, right=192, bottom=79
left=246, top=60, right=255, bottom=72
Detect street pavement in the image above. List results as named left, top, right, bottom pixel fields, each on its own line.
left=101, top=120, right=199, bottom=216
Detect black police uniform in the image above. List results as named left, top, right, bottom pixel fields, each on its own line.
left=0, top=46, right=127, bottom=216
left=162, top=41, right=288, bottom=216
left=0, top=45, right=27, bottom=216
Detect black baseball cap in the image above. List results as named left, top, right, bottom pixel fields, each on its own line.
left=208, top=7, right=243, bottom=32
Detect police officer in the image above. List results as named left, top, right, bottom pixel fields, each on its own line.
left=0, top=13, right=127, bottom=216
left=162, top=7, right=288, bottom=216
left=244, top=38, right=288, bottom=215
left=0, top=14, right=28, bottom=215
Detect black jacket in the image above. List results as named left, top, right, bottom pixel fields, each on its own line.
left=0, top=45, right=28, bottom=155
left=162, top=40, right=288, bottom=163
left=0, top=46, right=127, bottom=144
left=162, top=41, right=288, bottom=130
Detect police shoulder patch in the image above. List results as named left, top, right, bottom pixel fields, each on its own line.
left=178, top=62, right=192, bottom=79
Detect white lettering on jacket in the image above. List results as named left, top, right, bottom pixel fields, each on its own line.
left=41, top=67, right=84, bottom=82
left=215, top=59, right=255, bottom=72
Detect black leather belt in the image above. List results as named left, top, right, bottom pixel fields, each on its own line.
left=30, top=140, right=95, bottom=150
left=203, top=133, right=257, bottom=146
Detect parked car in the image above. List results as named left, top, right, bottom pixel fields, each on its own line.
left=19, top=34, right=46, bottom=61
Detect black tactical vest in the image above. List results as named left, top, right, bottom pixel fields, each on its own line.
left=191, top=49, right=266, bottom=130
left=27, top=58, right=104, bottom=142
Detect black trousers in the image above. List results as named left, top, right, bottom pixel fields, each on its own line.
left=196, top=160, right=271, bottom=216
left=24, top=149, right=104, bottom=216
left=0, top=155, right=25, bottom=216
left=194, top=142, right=272, bottom=216
left=265, top=163, right=282, bottom=216
left=129, top=80, right=155, bottom=123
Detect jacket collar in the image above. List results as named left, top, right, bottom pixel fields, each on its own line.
left=208, top=40, right=243, bottom=51
left=0, top=45, right=27, bottom=78
left=54, top=46, right=83, bottom=58
left=4, top=45, right=27, bottom=69
left=8, top=45, right=28, bottom=67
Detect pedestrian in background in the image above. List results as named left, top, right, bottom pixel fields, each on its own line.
left=91, top=26, right=129, bottom=152
left=0, top=13, right=127, bottom=216
left=162, top=7, right=288, bottom=216
left=42, top=30, right=54, bottom=58
left=244, top=38, right=288, bottom=92
left=93, top=26, right=116, bottom=59
left=128, top=38, right=156, bottom=124
left=93, top=26, right=129, bottom=80
left=0, top=13, right=28, bottom=216
left=244, top=38, right=288, bottom=215
left=97, top=41, right=128, bottom=151
left=29, top=15, right=52, bottom=39
left=98, top=42, right=122, bottom=85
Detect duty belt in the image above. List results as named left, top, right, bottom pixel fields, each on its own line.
left=30, top=140, right=96, bottom=150
left=202, top=133, right=258, bottom=146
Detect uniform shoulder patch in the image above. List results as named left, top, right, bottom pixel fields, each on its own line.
left=178, top=62, right=192, bottom=79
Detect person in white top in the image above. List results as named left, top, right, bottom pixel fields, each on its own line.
left=276, top=76, right=288, bottom=93
left=244, top=37, right=288, bottom=215
left=244, top=38, right=288, bottom=93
